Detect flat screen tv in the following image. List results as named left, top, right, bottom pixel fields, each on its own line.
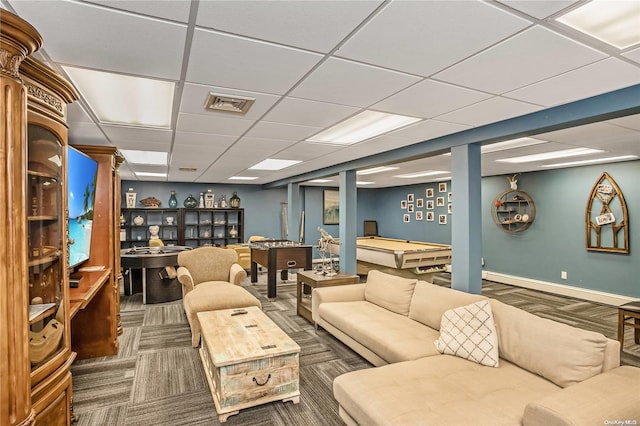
left=67, top=146, right=99, bottom=268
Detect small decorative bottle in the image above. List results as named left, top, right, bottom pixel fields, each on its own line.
left=205, top=189, right=215, bottom=208
left=199, top=192, right=205, bottom=208
left=168, top=190, right=178, bottom=208
left=183, top=194, right=197, bottom=209
left=230, top=191, right=241, bottom=208
left=220, top=195, right=228, bottom=208
left=229, top=225, right=238, bottom=238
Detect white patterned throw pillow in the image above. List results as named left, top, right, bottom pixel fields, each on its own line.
left=434, top=300, right=499, bottom=367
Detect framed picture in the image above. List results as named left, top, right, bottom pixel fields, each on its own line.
left=407, top=193, right=414, bottom=203
left=403, top=214, right=410, bottom=223
left=439, top=214, right=447, bottom=225
left=436, top=196, right=445, bottom=207
left=448, top=192, right=452, bottom=202
left=416, top=211, right=423, bottom=220
left=448, top=203, right=452, bottom=214
left=323, top=190, right=339, bottom=225
left=426, top=200, right=434, bottom=210
left=426, top=188, right=434, bottom=198
left=408, top=204, right=414, bottom=213
left=416, top=198, right=424, bottom=208
left=595, top=212, right=615, bottom=225
left=401, top=200, right=408, bottom=209
left=426, top=211, right=434, bottom=221
left=439, top=182, right=447, bottom=193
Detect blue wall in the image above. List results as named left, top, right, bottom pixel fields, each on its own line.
left=122, top=159, right=639, bottom=297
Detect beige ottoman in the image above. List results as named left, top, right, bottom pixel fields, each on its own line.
left=183, top=281, right=262, bottom=347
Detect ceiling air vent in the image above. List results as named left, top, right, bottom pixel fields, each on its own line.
left=204, top=92, right=255, bottom=115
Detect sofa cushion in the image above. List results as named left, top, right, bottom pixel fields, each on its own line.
left=334, top=355, right=560, bottom=426
left=364, top=270, right=417, bottom=315
left=319, top=300, right=441, bottom=363
left=409, top=281, right=486, bottom=329
left=490, top=299, right=608, bottom=388
left=434, top=300, right=499, bottom=367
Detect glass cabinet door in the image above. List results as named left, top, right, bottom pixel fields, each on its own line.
left=27, top=124, right=66, bottom=370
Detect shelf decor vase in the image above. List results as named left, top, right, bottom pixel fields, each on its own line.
left=168, top=191, right=178, bottom=208
left=183, top=194, right=198, bottom=209
left=199, top=192, right=205, bottom=208
left=230, top=191, right=241, bottom=208
left=229, top=225, right=238, bottom=238
left=125, top=188, right=136, bottom=208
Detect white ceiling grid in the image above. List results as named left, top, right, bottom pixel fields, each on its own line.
left=2, top=0, right=639, bottom=187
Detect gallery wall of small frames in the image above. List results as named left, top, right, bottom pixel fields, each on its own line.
left=401, top=182, right=451, bottom=225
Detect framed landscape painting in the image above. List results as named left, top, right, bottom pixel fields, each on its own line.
left=323, top=190, right=339, bottom=225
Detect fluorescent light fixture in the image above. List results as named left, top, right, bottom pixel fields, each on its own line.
left=134, top=172, right=167, bottom=178
left=434, top=176, right=451, bottom=181
left=307, top=111, right=421, bottom=145
left=393, top=170, right=448, bottom=178
left=249, top=159, right=301, bottom=170
left=228, top=176, right=258, bottom=181
left=541, top=155, right=638, bottom=168
left=481, top=137, right=547, bottom=153
left=121, top=149, right=168, bottom=165
left=556, top=0, right=640, bottom=49
left=496, top=148, right=603, bottom=163
left=357, top=181, right=375, bottom=185
left=308, top=179, right=333, bottom=183
left=357, top=166, right=399, bottom=175
left=63, top=66, right=174, bottom=128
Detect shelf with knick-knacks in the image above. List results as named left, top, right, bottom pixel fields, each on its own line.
left=491, top=190, right=536, bottom=233
left=120, top=207, right=244, bottom=248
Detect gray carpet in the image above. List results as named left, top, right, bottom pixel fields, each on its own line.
left=70, top=273, right=639, bottom=425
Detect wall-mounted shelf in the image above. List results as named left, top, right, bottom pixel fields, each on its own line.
left=491, top=190, right=536, bottom=233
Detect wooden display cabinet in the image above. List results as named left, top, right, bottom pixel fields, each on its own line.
left=183, top=208, right=244, bottom=247
left=120, top=208, right=181, bottom=248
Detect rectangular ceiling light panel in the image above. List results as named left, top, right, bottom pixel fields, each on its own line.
left=63, top=66, right=174, bottom=128
left=357, top=166, right=399, bottom=175
left=556, top=0, right=640, bottom=49
left=121, top=149, right=168, bottom=165
left=307, top=111, right=421, bottom=145
left=496, top=147, right=603, bottom=163
left=541, top=154, right=638, bottom=168
left=249, top=159, right=301, bottom=170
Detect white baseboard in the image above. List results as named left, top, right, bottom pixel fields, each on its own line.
left=483, top=270, right=634, bottom=307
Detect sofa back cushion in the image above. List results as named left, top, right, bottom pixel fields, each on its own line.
left=364, top=270, right=417, bottom=315
left=489, top=299, right=608, bottom=388
left=408, top=281, right=486, bottom=329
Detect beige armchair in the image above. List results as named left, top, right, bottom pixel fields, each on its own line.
left=177, top=247, right=261, bottom=347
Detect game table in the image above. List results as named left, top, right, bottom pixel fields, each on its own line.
left=250, top=240, right=313, bottom=298
left=330, top=236, right=451, bottom=282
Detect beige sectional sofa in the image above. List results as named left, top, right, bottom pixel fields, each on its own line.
left=312, top=270, right=640, bottom=425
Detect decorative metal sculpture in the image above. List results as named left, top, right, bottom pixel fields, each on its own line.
left=316, top=226, right=338, bottom=276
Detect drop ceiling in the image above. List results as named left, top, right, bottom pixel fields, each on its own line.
left=3, top=0, right=639, bottom=188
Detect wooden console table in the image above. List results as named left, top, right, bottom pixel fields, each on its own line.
left=618, top=301, right=640, bottom=348
left=296, top=270, right=360, bottom=325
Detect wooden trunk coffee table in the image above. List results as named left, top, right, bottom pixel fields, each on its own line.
left=197, top=307, right=300, bottom=422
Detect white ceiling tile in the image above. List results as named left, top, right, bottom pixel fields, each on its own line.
left=622, top=46, right=640, bottom=65
left=176, top=112, right=254, bottom=135
left=263, top=97, right=360, bottom=127
left=436, top=97, right=542, bottom=127
left=232, top=137, right=297, bottom=154
left=372, top=80, right=492, bottom=118
left=85, top=0, right=192, bottom=23
left=434, top=26, right=607, bottom=94
left=68, top=122, right=109, bottom=146
left=179, top=83, right=281, bottom=120
left=535, top=122, right=640, bottom=154
left=9, top=0, right=187, bottom=79
left=67, top=103, right=93, bottom=123
left=187, top=29, right=322, bottom=94
left=497, top=1, right=577, bottom=19
left=290, top=58, right=420, bottom=107
left=116, top=139, right=172, bottom=152
left=173, top=131, right=238, bottom=149
left=196, top=0, right=383, bottom=53
left=391, top=119, right=471, bottom=141
left=275, top=142, right=344, bottom=161
left=102, top=124, right=172, bottom=143
left=336, top=1, right=531, bottom=76
left=245, top=122, right=322, bottom=141
left=608, top=114, right=640, bottom=131
left=506, top=58, right=640, bottom=107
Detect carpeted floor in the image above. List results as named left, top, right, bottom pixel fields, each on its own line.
left=70, top=272, right=639, bottom=425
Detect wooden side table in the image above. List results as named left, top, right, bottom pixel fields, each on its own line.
left=296, top=270, right=360, bottom=325
left=618, top=301, right=640, bottom=348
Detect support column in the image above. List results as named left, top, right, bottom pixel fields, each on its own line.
left=450, top=144, right=482, bottom=294
left=339, top=170, right=357, bottom=274
left=287, top=182, right=301, bottom=242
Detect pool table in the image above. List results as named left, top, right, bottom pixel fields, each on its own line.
left=330, top=236, right=451, bottom=282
